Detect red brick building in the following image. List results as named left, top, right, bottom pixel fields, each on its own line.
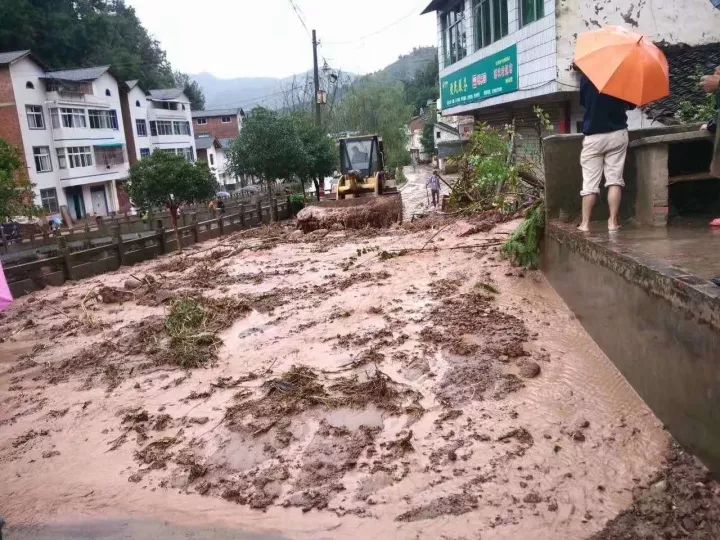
left=191, top=108, right=244, bottom=140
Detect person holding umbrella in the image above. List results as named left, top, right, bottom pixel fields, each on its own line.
left=574, top=26, right=670, bottom=232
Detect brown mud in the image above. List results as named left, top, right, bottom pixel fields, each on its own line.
left=0, top=217, right=705, bottom=539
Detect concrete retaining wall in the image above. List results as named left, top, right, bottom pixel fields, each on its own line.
left=543, top=222, right=720, bottom=473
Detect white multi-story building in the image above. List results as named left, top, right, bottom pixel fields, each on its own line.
left=0, top=50, right=129, bottom=221
left=422, top=0, right=720, bottom=151
left=120, top=81, right=196, bottom=167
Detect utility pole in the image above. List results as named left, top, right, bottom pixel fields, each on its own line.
left=312, top=29, right=321, bottom=127
left=312, top=28, right=323, bottom=199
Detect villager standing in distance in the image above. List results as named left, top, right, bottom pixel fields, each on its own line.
left=577, top=72, right=635, bottom=233
left=427, top=169, right=441, bottom=208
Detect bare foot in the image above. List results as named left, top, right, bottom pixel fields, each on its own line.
left=577, top=224, right=590, bottom=233
left=608, top=222, right=621, bottom=232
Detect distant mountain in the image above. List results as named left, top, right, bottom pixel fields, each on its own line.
left=365, top=47, right=438, bottom=83
left=191, top=46, right=437, bottom=111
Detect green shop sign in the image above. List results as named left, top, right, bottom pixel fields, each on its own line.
left=441, top=45, right=519, bottom=110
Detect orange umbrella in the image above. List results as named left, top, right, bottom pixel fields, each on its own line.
left=574, top=26, right=669, bottom=106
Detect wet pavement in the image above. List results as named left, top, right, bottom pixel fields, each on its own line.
left=573, top=217, right=720, bottom=281
left=401, top=165, right=451, bottom=220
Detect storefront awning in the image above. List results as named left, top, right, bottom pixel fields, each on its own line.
left=94, top=143, right=123, bottom=149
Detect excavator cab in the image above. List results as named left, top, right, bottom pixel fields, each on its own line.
left=336, top=135, right=391, bottom=199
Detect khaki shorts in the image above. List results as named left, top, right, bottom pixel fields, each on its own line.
left=580, top=129, right=629, bottom=196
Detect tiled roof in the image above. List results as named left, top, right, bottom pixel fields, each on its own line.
left=195, top=135, right=219, bottom=150
left=191, top=109, right=240, bottom=118
left=43, top=65, right=109, bottom=81
left=645, top=42, right=720, bottom=123
left=148, top=88, right=185, bottom=101
left=0, top=50, right=30, bottom=65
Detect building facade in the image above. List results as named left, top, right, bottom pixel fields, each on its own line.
left=423, top=0, right=720, bottom=149
left=192, top=109, right=245, bottom=190
left=120, top=82, right=196, bottom=166
left=0, top=50, right=129, bottom=221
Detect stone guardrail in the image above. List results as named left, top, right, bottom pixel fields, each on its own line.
left=4, top=198, right=290, bottom=299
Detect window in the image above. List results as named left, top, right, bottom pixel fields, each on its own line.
left=33, top=146, right=52, bottom=172
left=436, top=131, right=442, bottom=139
left=519, top=0, right=544, bottom=26
left=159, top=101, right=177, bottom=110
left=140, top=148, right=151, bottom=158
left=154, top=120, right=172, bottom=135
left=173, top=121, right=191, bottom=135
left=136, top=119, right=148, bottom=136
left=26, top=81, right=34, bottom=89
left=181, top=147, right=194, bottom=162
left=40, top=188, right=59, bottom=213
left=221, top=116, right=231, bottom=123
left=57, top=148, right=66, bottom=169
left=65, top=146, right=93, bottom=168
left=105, top=89, right=111, bottom=96
left=209, top=154, right=215, bottom=166
left=442, top=2, right=467, bottom=66
left=181, top=104, right=186, bottom=110
left=88, top=109, right=118, bottom=129
left=196, top=117, right=207, bottom=125
left=149, top=121, right=157, bottom=136
left=474, top=0, right=508, bottom=49
left=54, top=107, right=86, bottom=128
left=95, top=147, right=124, bottom=167
left=135, top=100, right=141, bottom=107
left=26, top=105, right=45, bottom=129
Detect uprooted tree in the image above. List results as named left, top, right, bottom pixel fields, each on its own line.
left=127, top=151, right=217, bottom=252
left=0, top=139, right=38, bottom=222
left=445, top=119, right=548, bottom=269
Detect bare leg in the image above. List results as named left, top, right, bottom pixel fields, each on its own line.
left=578, top=194, right=597, bottom=232
left=607, top=185, right=622, bottom=231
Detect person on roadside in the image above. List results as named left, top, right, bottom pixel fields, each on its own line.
left=577, top=72, right=635, bottom=233
left=700, top=66, right=720, bottom=135
left=427, top=169, right=442, bottom=208
left=216, top=197, right=226, bottom=215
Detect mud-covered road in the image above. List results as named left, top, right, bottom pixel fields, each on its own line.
left=1, top=216, right=719, bottom=539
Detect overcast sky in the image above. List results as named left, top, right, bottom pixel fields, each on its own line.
left=125, top=0, right=437, bottom=79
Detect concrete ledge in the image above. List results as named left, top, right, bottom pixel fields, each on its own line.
left=544, top=221, right=720, bottom=473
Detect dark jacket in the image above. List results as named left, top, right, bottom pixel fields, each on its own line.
left=580, top=75, right=635, bottom=135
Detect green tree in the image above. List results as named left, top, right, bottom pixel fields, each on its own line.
left=174, top=72, right=205, bottom=111
left=0, top=139, right=37, bottom=221
left=421, top=123, right=436, bottom=155
left=404, top=60, right=439, bottom=116
left=127, top=152, right=217, bottom=251
left=227, top=108, right=304, bottom=195
left=291, top=112, right=336, bottom=200
left=0, top=0, right=175, bottom=89
left=330, top=78, right=412, bottom=171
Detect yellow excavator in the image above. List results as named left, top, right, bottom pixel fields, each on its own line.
left=336, top=135, right=397, bottom=199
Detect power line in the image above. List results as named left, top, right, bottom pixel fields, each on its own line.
left=287, top=0, right=311, bottom=38
left=322, top=0, right=427, bottom=46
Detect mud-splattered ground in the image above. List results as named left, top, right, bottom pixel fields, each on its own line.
left=0, top=217, right=713, bottom=539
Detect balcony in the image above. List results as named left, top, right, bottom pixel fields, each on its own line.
left=46, top=91, right=111, bottom=107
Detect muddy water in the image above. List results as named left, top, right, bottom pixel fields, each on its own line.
left=0, top=221, right=669, bottom=539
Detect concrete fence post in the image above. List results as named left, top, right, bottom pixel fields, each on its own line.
left=239, top=203, right=245, bottom=228
left=57, top=237, right=73, bottom=282
left=191, top=213, right=199, bottom=243
left=218, top=215, right=224, bottom=236
left=256, top=200, right=263, bottom=225
left=156, top=219, right=166, bottom=254
left=271, top=198, right=279, bottom=223
left=113, top=225, right=124, bottom=266
left=182, top=212, right=188, bottom=227
left=0, top=225, right=7, bottom=254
